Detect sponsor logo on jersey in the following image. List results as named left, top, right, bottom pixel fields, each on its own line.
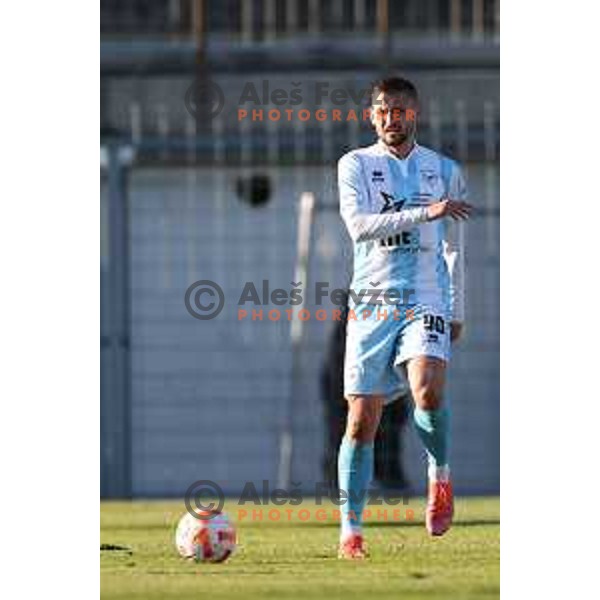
left=371, top=170, right=384, bottom=183
left=380, top=191, right=406, bottom=213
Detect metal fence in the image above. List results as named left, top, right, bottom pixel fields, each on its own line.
left=101, top=154, right=499, bottom=499
left=102, top=72, right=499, bottom=165
left=101, top=0, right=499, bottom=41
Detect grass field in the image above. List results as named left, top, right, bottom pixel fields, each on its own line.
left=101, top=496, right=499, bottom=600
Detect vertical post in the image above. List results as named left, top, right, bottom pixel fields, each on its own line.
left=450, top=0, right=462, bottom=41
left=494, top=0, right=500, bottom=41
left=484, top=101, right=498, bottom=255
left=186, top=113, right=196, bottom=164
left=322, top=97, right=333, bottom=163
left=213, top=108, right=225, bottom=166
left=191, top=0, right=212, bottom=141
left=332, top=0, right=344, bottom=31
left=308, top=0, right=320, bottom=36
left=278, top=192, right=316, bottom=489
left=185, top=115, right=198, bottom=281
left=241, top=0, right=254, bottom=44
left=350, top=100, right=361, bottom=150
left=377, top=0, right=389, bottom=37
left=157, top=103, right=170, bottom=161
left=264, top=0, right=277, bottom=42
left=168, top=0, right=182, bottom=37
left=240, top=106, right=252, bottom=165
left=376, top=0, right=389, bottom=35
left=191, top=0, right=204, bottom=44
left=354, top=0, right=366, bottom=31
left=101, top=143, right=133, bottom=498
left=286, top=0, right=297, bottom=33
left=483, top=100, right=496, bottom=163
left=455, top=99, right=468, bottom=162
left=267, top=101, right=278, bottom=165
left=429, top=97, right=442, bottom=152
left=293, top=104, right=306, bottom=165
left=376, top=0, right=391, bottom=71
left=428, top=0, right=440, bottom=35
left=472, top=0, right=484, bottom=40
left=129, top=101, right=142, bottom=145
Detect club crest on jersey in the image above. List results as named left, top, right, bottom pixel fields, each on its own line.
left=380, top=191, right=406, bottom=213
left=371, top=170, right=384, bottom=183
left=419, top=170, right=444, bottom=199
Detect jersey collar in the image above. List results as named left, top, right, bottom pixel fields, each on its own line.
left=377, top=139, right=419, bottom=161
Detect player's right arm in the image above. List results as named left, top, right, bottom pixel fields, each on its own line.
left=338, top=153, right=471, bottom=243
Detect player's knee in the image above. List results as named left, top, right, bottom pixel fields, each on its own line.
left=345, top=396, right=381, bottom=442
left=346, top=419, right=373, bottom=443
left=412, top=384, right=442, bottom=411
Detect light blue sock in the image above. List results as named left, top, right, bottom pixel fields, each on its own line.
left=338, top=436, right=374, bottom=538
left=413, top=406, right=450, bottom=469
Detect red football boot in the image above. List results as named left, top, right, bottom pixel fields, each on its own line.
left=426, top=480, right=454, bottom=536
left=338, top=533, right=368, bottom=559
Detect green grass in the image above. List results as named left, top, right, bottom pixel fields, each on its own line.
left=101, top=497, right=499, bottom=600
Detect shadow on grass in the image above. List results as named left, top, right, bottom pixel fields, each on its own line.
left=301, top=518, right=500, bottom=528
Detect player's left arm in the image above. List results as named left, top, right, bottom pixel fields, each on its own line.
left=442, top=163, right=467, bottom=343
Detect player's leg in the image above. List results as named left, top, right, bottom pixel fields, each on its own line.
left=339, top=305, right=400, bottom=558
left=396, top=306, right=454, bottom=535
left=406, top=356, right=450, bottom=478
left=405, top=356, right=454, bottom=535
left=338, top=393, right=383, bottom=558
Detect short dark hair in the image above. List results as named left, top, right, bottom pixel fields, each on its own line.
left=370, top=77, right=419, bottom=106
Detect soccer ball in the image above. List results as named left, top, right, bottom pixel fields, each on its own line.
left=175, top=509, right=236, bottom=563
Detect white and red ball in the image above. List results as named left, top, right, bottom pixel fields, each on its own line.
left=175, top=509, right=236, bottom=563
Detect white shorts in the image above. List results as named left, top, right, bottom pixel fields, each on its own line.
left=344, top=303, right=451, bottom=402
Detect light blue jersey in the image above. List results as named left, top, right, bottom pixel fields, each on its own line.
left=338, top=141, right=465, bottom=321
left=338, top=141, right=467, bottom=398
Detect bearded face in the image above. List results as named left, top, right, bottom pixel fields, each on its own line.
left=371, top=92, right=418, bottom=149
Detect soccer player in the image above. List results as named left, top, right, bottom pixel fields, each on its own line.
left=336, top=76, right=472, bottom=559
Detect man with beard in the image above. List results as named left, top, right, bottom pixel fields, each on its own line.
left=336, top=77, right=473, bottom=558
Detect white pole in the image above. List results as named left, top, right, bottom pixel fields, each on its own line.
left=277, top=191, right=316, bottom=489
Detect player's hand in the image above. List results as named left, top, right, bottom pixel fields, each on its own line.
left=450, top=321, right=463, bottom=343
left=426, top=198, right=473, bottom=222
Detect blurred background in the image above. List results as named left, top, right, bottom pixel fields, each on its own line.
left=100, top=0, right=499, bottom=499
